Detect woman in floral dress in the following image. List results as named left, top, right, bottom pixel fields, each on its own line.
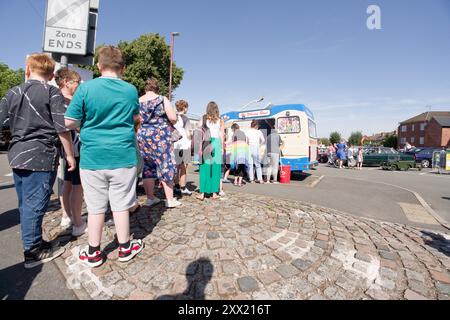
left=137, top=77, right=181, bottom=208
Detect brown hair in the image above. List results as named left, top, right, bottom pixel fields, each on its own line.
left=54, top=67, right=81, bottom=88
left=145, top=77, right=159, bottom=94
left=175, top=100, right=189, bottom=113
left=251, top=120, right=258, bottom=128
left=26, top=53, right=56, bottom=77
left=206, top=101, right=220, bottom=123
left=98, top=46, right=124, bottom=71
left=231, top=123, right=240, bottom=131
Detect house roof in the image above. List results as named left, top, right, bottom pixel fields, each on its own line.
left=432, top=115, right=450, bottom=128
left=400, top=111, right=450, bottom=124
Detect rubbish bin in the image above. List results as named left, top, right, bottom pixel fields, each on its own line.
left=279, top=165, right=291, bottom=184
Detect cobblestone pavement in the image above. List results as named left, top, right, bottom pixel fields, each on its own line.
left=43, top=191, right=450, bottom=300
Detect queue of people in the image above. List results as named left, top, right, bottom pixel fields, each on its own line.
left=0, top=46, right=285, bottom=269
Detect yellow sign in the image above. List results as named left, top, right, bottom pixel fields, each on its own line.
left=446, top=150, right=450, bottom=171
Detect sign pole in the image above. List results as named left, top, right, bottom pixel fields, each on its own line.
left=60, top=54, right=68, bottom=67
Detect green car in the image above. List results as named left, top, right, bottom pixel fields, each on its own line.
left=363, top=147, right=415, bottom=167
left=381, top=157, right=421, bottom=171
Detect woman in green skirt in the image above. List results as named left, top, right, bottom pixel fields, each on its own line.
left=197, top=102, right=224, bottom=200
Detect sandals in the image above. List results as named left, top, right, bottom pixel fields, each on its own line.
left=196, top=194, right=205, bottom=201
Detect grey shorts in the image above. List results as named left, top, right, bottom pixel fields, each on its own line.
left=80, top=167, right=137, bottom=214
left=174, top=148, right=191, bottom=165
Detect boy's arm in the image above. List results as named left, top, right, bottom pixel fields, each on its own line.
left=0, top=92, right=10, bottom=128
left=58, top=131, right=76, bottom=171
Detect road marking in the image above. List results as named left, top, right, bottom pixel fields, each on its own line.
left=0, top=181, right=13, bottom=187
left=398, top=202, right=439, bottom=225
left=310, top=175, right=325, bottom=188
left=335, top=176, right=450, bottom=230
left=4, top=173, right=12, bottom=177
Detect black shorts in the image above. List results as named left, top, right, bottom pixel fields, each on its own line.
left=64, top=157, right=81, bottom=185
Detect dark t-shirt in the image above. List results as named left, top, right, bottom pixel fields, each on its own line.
left=0, top=80, right=68, bottom=171
left=267, top=132, right=281, bottom=154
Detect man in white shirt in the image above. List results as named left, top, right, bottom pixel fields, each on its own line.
left=246, top=120, right=265, bottom=183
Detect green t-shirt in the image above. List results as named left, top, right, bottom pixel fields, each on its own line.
left=65, top=77, right=139, bottom=170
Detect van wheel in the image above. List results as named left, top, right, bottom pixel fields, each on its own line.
left=390, top=164, right=398, bottom=171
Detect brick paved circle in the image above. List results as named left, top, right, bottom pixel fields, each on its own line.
left=44, top=191, right=450, bottom=300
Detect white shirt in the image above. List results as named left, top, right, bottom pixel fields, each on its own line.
left=207, top=120, right=221, bottom=139
left=246, top=128, right=265, bottom=147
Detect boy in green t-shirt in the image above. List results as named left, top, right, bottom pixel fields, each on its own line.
left=65, top=46, right=144, bottom=267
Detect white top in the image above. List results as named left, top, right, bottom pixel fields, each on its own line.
left=174, top=114, right=192, bottom=150
left=246, top=128, right=265, bottom=146
left=207, top=120, right=221, bottom=139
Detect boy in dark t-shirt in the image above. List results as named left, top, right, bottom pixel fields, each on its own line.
left=0, top=53, right=75, bottom=268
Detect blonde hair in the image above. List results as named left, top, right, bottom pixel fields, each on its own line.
left=26, top=53, right=56, bottom=77
left=54, top=67, right=81, bottom=88
left=206, top=101, right=220, bottom=123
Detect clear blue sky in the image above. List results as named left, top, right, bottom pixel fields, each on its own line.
left=1, top=0, right=450, bottom=138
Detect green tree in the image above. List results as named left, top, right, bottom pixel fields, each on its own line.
left=0, top=63, right=24, bottom=99
left=329, top=132, right=341, bottom=145
left=79, top=33, right=184, bottom=96
left=319, top=138, right=330, bottom=146
left=383, top=134, right=398, bottom=148
left=348, top=131, right=363, bottom=146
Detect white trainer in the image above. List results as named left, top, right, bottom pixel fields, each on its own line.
left=145, top=197, right=161, bottom=207
left=181, top=188, right=192, bottom=195
left=165, top=199, right=182, bottom=208
left=72, top=222, right=88, bottom=237
left=60, top=216, right=72, bottom=228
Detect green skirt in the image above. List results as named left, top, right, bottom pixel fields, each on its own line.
left=199, top=138, right=222, bottom=194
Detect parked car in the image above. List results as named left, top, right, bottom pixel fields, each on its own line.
left=405, top=147, right=439, bottom=168
left=362, top=147, right=414, bottom=167
left=317, top=147, right=329, bottom=163
left=381, top=157, right=421, bottom=171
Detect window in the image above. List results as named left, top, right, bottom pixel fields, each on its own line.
left=420, top=123, right=426, bottom=131
left=401, top=125, right=407, bottom=132
left=419, top=137, right=424, bottom=145
left=400, top=137, right=406, bottom=144
left=277, top=116, right=300, bottom=134
left=411, top=124, right=415, bottom=131
left=308, top=119, right=317, bottom=138
left=411, top=137, right=415, bottom=144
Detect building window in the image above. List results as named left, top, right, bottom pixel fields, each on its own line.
left=419, top=137, right=424, bottom=145
left=411, top=137, right=415, bottom=144
left=401, top=125, right=407, bottom=132
left=411, top=124, right=415, bottom=131
left=401, top=137, right=406, bottom=144
left=420, top=123, right=426, bottom=131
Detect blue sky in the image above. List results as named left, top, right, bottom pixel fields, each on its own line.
left=1, top=0, right=450, bottom=138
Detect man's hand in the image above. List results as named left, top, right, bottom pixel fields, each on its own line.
left=66, top=155, right=77, bottom=172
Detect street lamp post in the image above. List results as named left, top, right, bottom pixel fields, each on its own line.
left=169, top=32, right=180, bottom=101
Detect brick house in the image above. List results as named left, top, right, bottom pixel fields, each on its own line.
left=397, top=111, right=450, bottom=148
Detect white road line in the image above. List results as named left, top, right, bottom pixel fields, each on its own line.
left=4, top=173, right=12, bottom=177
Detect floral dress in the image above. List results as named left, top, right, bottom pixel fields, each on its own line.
left=137, top=96, right=176, bottom=182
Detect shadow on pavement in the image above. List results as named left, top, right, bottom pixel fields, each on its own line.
left=291, top=171, right=312, bottom=182
left=421, top=231, right=450, bottom=257
left=0, top=184, right=14, bottom=191
left=0, top=208, right=20, bottom=233
left=0, top=262, right=43, bottom=300
left=442, top=197, right=450, bottom=201
left=156, top=258, right=214, bottom=300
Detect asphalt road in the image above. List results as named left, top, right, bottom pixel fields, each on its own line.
left=211, top=164, right=450, bottom=233
left=0, top=151, right=77, bottom=300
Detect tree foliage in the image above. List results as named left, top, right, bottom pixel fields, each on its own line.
left=383, top=134, right=398, bottom=148
left=0, top=63, right=24, bottom=99
left=319, top=137, right=330, bottom=146
left=329, top=131, right=342, bottom=145
left=348, top=131, right=363, bottom=146
left=79, top=33, right=184, bottom=97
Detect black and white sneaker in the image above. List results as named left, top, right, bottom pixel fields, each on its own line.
left=24, top=242, right=65, bottom=269
left=118, top=239, right=144, bottom=262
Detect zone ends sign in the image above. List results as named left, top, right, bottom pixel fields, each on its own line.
left=43, top=0, right=90, bottom=55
